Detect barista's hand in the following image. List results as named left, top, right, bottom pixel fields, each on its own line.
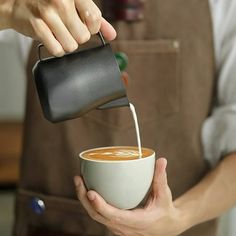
left=74, top=158, right=187, bottom=236
left=1, top=0, right=116, bottom=56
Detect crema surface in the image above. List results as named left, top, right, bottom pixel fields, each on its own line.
left=81, top=146, right=154, bottom=161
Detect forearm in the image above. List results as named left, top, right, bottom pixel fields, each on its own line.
left=0, top=0, right=14, bottom=29
left=175, top=152, right=236, bottom=231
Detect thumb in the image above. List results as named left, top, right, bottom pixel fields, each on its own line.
left=152, top=158, right=172, bottom=204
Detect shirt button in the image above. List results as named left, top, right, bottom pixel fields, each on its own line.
left=30, top=197, right=45, bottom=215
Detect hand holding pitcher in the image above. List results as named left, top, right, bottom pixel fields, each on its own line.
left=0, top=0, right=116, bottom=56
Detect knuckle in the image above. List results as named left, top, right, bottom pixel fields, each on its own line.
left=51, top=47, right=65, bottom=57
left=88, top=13, right=102, bottom=34
left=31, top=19, right=45, bottom=39
left=40, top=0, right=69, bottom=17
left=90, top=23, right=101, bottom=34
left=37, top=1, right=50, bottom=14
left=77, top=32, right=91, bottom=44
left=30, top=18, right=41, bottom=32
left=50, top=0, right=67, bottom=9
left=89, top=212, right=98, bottom=220
left=64, top=42, right=78, bottom=52
left=77, top=191, right=82, bottom=201
left=26, top=1, right=39, bottom=15
left=52, top=0, right=70, bottom=16
left=39, top=6, right=54, bottom=18
left=136, top=222, right=148, bottom=231
left=93, top=201, right=103, bottom=213
left=92, top=10, right=102, bottom=21
left=97, top=10, right=103, bottom=20
left=113, top=232, right=122, bottom=236
left=90, top=12, right=102, bottom=26
left=110, top=227, right=123, bottom=236
left=110, top=215, right=121, bottom=225
left=92, top=3, right=102, bottom=17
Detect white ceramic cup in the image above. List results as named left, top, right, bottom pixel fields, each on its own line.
left=79, top=146, right=155, bottom=209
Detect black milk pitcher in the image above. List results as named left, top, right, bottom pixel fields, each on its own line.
left=33, top=32, right=129, bottom=123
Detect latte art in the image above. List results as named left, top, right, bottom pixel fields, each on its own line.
left=113, top=150, right=140, bottom=157
left=81, top=146, right=154, bottom=161
left=90, top=150, right=140, bottom=158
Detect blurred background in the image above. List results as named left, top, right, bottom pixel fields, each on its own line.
left=0, top=30, right=236, bottom=236
left=0, top=30, right=29, bottom=236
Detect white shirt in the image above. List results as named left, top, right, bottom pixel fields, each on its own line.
left=0, top=0, right=235, bottom=166
left=203, top=0, right=236, bottom=166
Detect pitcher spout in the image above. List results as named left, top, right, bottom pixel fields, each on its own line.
left=98, top=97, right=130, bottom=110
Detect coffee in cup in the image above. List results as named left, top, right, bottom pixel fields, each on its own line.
left=81, top=146, right=153, bottom=161
left=79, top=146, right=155, bottom=209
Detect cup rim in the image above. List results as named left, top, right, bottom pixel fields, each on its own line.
left=79, top=146, right=155, bottom=163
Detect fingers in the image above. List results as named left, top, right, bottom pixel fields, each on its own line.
left=75, top=0, right=102, bottom=35
left=74, top=176, right=142, bottom=231
left=74, top=176, right=107, bottom=225
left=75, top=0, right=116, bottom=39
left=86, top=189, right=144, bottom=228
left=47, top=1, right=116, bottom=54
left=36, top=0, right=115, bottom=56
left=152, top=158, right=172, bottom=205
left=121, top=71, right=130, bottom=87
left=12, top=0, right=116, bottom=56
left=31, top=18, right=65, bottom=57
left=100, top=18, right=117, bottom=41
left=42, top=9, right=78, bottom=52
left=39, top=0, right=96, bottom=53
left=61, top=4, right=91, bottom=44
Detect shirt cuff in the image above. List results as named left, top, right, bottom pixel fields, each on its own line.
left=202, top=104, right=236, bottom=167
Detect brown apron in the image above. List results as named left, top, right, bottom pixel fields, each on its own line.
left=13, top=0, right=217, bottom=235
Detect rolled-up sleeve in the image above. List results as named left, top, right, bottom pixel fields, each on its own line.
left=202, top=0, right=236, bottom=167
left=0, top=29, right=32, bottom=65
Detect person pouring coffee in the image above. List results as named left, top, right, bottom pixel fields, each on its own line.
left=1, top=0, right=236, bottom=236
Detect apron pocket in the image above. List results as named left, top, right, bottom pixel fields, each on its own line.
left=87, top=39, right=180, bottom=129
left=15, top=188, right=106, bottom=235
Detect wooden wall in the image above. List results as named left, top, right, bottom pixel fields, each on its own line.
left=0, top=122, right=23, bottom=185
